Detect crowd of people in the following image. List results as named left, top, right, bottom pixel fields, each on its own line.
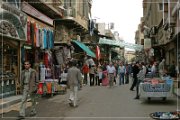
left=17, top=58, right=179, bottom=119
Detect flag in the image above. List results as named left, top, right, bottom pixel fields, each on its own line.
left=96, top=45, right=100, bottom=60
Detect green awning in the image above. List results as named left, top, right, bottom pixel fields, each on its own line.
left=72, top=40, right=96, bottom=58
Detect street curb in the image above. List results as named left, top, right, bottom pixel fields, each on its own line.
left=0, top=98, right=21, bottom=109
left=173, top=88, right=180, bottom=98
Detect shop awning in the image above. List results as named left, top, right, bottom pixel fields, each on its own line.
left=72, top=40, right=96, bottom=58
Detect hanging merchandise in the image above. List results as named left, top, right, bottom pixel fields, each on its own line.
left=54, top=47, right=64, bottom=65
left=54, top=65, right=61, bottom=79
left=45, top=67, right=52, bottom=79
left=27, top=20, right=31, bottom=44
left=37, top=82, right=43, bottom=94
left=40, top=64, right=46, bottom=81
left=63, top=46, right=71, bottom=60
left=46, top=82, right=52, bottom=94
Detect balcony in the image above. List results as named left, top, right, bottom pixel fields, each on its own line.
left=23, top=0, right=63, bottom=19
left=164, top=17, right=176, bottom=30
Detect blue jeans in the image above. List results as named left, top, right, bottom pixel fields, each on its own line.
left=119, top=73, right=125, bottom=85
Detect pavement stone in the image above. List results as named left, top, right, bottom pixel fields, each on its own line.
left=0, top=88, right=179, bottom=114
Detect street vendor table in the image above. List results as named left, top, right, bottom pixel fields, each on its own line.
left=37, top=79, right=58, bottom=96
left=139, top=78, right=173, bottom=100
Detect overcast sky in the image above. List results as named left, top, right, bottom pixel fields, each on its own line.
left=91, top=0, right=143, bottom=44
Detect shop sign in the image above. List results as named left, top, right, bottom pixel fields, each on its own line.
left=0, top=3, right=27, bottom=40
left=22, top=2, right=53, bottom=26
left=99, top=38, right=143, bottom=51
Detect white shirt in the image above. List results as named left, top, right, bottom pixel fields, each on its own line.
left=107, top=65, right=116, bottom=74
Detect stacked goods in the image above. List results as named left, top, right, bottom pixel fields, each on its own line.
left=150, top=111, right=180, bottom=120
left=57, top=84, right=67, bottom=94
left=143, top=78, right=165, bottom=84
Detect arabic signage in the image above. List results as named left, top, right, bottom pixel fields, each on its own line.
left=0, top=2, right=27, bottom=40
left=99, top=38, right=143, bottom=51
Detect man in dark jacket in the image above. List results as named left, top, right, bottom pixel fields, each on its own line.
left=18, top=61, right=39, bottom=119
left=130, top=62, right=140, bottom=91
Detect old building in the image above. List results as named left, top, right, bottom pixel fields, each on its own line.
left=140, top=0, right=178, bottom=66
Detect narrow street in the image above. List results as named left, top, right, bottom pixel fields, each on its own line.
left=2, top=78, right=179, bottom=120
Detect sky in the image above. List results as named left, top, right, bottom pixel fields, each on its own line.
left=91, top=0, right=143, bottom=44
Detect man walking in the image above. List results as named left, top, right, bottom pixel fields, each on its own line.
left=107, top=62, right=116, bottom=88
left=130, top=62, right=140, bottom=91
left=18, top=61, right=39, bottom=119
left=67, top=60, right=82, bottom=107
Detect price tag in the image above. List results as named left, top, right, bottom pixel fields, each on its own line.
left=12, top=80, right=14, bottom=84
left=1, top=81, right=4, bottom=86
left=6, top=80, right=9, bottom=85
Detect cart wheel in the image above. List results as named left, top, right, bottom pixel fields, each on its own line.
left=162, top=97, right=166, bottom=101
left=148, top=97, right=151, bottom=101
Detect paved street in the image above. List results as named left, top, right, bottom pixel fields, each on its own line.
left=1, top=79, right=179, bottom=120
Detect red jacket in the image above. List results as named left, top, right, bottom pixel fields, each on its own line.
left=82, top=65, right=89, bottom=74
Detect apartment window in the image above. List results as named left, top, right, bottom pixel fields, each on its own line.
left=64, top=0, right=72, bottom=8
left=158, top=3, right=163, bottom=11
left=141, top=39, right=144, bottom=45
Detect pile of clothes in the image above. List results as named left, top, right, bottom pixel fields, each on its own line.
left=150, top=111, right=180, bottom=119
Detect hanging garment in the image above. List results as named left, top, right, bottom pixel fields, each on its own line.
left=44, top=51, right=49, bottom=67
left=36, top=27, right=40, bottom=47
left=54, top=65, right=61, bottom=79
left=43, top=29, right=47, bottom=49
left=47, top=50, right=53, bottom=66
left=45, top=67, right=52, bottom=79
left=37, top=82, right=43, bottom=94
left=27, top=20, right=31, bottom=44
left=39, top=29, right=43, bottom=49
left=43, top=82, right=47, bottom=93
left=55, top=48, right=64, bottom=65
left=63, top=46, right=71, bottom=60
left=40, top=65, right=46, bottom=81
left=30, top=22, right=34, bottom=47
left=49, top=31, right=54, bottom=49
left=46, top=82, right=52, bottom=94
left=33, top=22, right=37, bottom=47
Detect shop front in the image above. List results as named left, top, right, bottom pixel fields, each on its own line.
left=21, top=2, right=63, bottom=95
left=0, top=2, right=27, bottom=97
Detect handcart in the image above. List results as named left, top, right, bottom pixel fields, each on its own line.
left=139, top=77, right=173, bottom=101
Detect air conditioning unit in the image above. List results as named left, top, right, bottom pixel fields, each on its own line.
left=64, top=7, right=76, bottom=17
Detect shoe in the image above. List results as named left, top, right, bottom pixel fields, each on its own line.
left=69, top=102, right=73, bottom=107
left=17, top=115, right=25, bottom=120
left=130, top=89, right=135, bottom=91
left=30, top=113, right=36, bottom=117
left=134, top=96, right=139, bottom=99
left=73, top=105, right=78, bottom=108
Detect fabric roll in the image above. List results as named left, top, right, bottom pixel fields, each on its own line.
left=27, top=20, right=31, bottom=44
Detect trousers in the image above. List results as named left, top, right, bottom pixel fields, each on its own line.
left=19, top=85, right=37, bottom=117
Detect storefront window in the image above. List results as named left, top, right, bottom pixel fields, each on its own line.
left=0, top=42, right=18, bottom=75
left=0, top=41, right=18, bottom=97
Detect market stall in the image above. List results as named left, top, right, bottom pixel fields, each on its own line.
left=139, top=77, right=173, bottom=100
left=37, top=79, right=67, bottom=96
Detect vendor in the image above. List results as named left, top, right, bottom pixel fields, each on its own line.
left=158, top=59, right=165, bottom=78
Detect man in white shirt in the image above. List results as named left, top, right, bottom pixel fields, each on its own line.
left=107, top=62, right=116, bottom=87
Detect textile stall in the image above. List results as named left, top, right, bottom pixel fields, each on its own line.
left=139, top=76, right=173, bottom=100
